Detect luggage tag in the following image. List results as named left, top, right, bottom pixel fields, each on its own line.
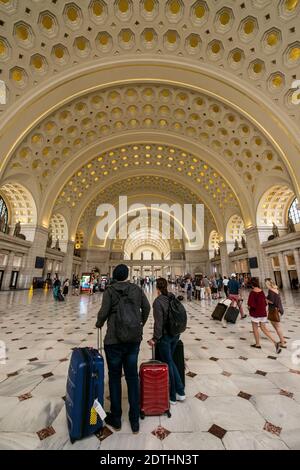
left=93, top=399, right=107, bottom=421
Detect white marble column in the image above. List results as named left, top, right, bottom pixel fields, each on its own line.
left=21, top=226, right=49, bottom=289
left=244, top=226, right=273, bottom=282
left=1, top=251, right=15, bottom=290
left=278, top=252, right=290, bottom=290
left=219, top=241, right=230, bottom=277
left=62, top=240, right=75, bottom=281
left=293, top=248, right=300, bottom=283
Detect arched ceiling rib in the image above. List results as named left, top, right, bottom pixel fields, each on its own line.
left=73, top=174, right=220, bottom=242
left=56, top=143, right=237, bottom=210
left=0, top=1, right=299, bottom=233
left=5, top=84, right=290, bottom=200
left=0, top=0, right=299, bottom=123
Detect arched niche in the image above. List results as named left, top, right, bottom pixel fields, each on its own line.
left=256, top=184, right=295, bottom=241
left=226, top=214, right=245, bottom=253
left=49, top=213, right=69, bottom=252
left=0, top=182, right=37, bottom=241
left=208, top=230, right=220, bottom=259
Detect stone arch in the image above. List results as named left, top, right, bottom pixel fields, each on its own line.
left=122, top=227, right=172, bottom=261
left=288, top=197, right=300, bottom=225
left=1, top=62, right=300, bottom=226
left=256, top=184, right=296, bottom=241
left=0, top=193, right=9, bottom=234
left=62, top=171, right=224, bottom=242
left=49, top=213, right=69, bottom=252
left=256, top=184, right=295, bottom=228
left=226, top=214, right=245, bottom=253
left=0, top=182, right=37, bottom=241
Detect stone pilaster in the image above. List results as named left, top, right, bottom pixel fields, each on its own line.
left=244, top=226, right=272, bottom=282
left=21, top=226, right=49, bottom=289
left=293, top=249, right=300, bottom=284
left=219, top=241, right=230, bottom=277
left=62, top=240, right=75, bottom=281
left=1, top=251, right=15, bottom=290
left=278, top=252, right=290, bottom=290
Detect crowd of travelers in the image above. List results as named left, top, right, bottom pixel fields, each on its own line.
left=49, top=258, right=289, bottom=441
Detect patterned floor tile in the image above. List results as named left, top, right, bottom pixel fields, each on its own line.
left=0, top=287, right=300, bottom=449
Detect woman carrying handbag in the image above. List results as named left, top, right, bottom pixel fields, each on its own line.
left=265, top=278, right=286, bottom=349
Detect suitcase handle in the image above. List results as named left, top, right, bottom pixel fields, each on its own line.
left=97, top=328, right=103, bottom=354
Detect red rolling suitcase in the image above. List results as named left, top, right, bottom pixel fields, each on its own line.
left=140, top=347, right=171, bottom=419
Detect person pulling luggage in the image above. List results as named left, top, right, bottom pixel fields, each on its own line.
left=95, top=264, right=150, bottom=434
left=148, top=278, right=187, bottom=405
left=228, top=273, right=247, bottom=319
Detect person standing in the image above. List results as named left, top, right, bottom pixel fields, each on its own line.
left=195, top=276, right=201, bottom=300
left=203, top=275, right=211, bottom=300
left=89, top=276, right=94, bottom=295
left=211, top=277, right=218, bottom=299
left=96, top=264, right=150, bottom=434
left=63, top=278, right=69, bottom=296
left=200, top=276, right=205, bottom=300
left=217, top=275, right=223, bottom=299
left=53, top=276, right=61, bottom=300
left=186, top=278, right=192, bottom=301
left=223, top=276, right=229, bottom=297
left=148, top=277, right=185, bottom=405
left=248, top=278, right=281, bottom=354
left=265, top=278, right=286, bottom=348
left=228, top=273, right=246, bottom=319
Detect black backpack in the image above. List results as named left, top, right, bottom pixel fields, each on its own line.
left=166, top=294, right=187, bottom=336
left=110, top=286, right=143, bottom=343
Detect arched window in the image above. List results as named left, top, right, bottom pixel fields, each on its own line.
left=0, top=195, right=9, bottom=233
left=288, top=198, right=300, bottom=224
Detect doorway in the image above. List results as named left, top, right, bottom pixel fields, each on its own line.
left=288, top=269, right=299, bottom=289
left=0, top=270, right=4, bottom=290
left=274, top=271, right=282, bottom=289
left=9, top=271, right=19, bottom=289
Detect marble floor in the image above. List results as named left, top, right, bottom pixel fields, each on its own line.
left=0, top=286, right=300, bottom=450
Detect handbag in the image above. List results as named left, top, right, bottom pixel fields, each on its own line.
left=268, top=305, right=281, bottom=322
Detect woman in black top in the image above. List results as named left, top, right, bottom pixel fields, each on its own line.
left=265, top=278, right=286, bottom=348
left=148, top=278, right=185, bottom=405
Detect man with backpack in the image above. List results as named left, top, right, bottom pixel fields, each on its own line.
left=148, top=277, right=187, bottom=405
left=228, top=273, right=247, bottom=319
left=95, top=264, right=150, bottom=434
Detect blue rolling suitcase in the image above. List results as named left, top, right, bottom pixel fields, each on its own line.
left=66, top=330, right=104, bottom=443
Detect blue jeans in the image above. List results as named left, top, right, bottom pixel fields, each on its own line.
left=157, top=335, right=185, bottom=402
left=104, top=342, right=140, bottom=425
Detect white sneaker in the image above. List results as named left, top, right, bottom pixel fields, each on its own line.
left=176, top=394, right=186, bottom=402
left=170, top=400, right=177, bottom=405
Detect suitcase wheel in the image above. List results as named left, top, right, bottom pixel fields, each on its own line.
left=140, top=411, right=145, bottom=420
left=166, top=410, right=171, bottom=418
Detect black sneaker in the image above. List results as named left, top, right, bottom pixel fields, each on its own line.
left=105, top=413, right=121, bottom=431
left=130, top=421, right=139, bottom=434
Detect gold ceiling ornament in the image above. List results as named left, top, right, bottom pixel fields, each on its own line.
left=5, top=83, right=289, bottom=208
left=0, top=0, right=298, bottom=124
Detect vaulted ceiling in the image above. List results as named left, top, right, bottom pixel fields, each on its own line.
left=0, top=0, right=299, bottom=239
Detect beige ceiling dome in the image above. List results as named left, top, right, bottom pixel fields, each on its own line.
left=0, top=0, right=299, bottom=244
